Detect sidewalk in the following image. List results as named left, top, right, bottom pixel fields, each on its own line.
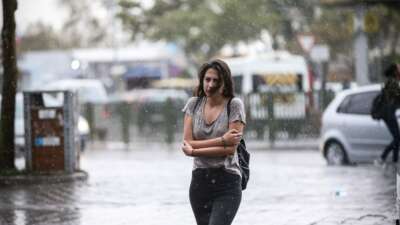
left=1, top=143, right=395, bottom=225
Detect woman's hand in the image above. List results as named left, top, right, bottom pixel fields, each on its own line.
left=182, top=140, right=194, bottom=156
left=222, top=129, right=242, bottom=146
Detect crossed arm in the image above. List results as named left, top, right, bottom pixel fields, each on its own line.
left=181, top=114, right=244, bottom=157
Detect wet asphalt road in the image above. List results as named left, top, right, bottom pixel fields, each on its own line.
left=0, top=141, right=396, bottom=225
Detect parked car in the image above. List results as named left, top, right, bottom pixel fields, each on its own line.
left=7, top=93, right=90, bottom=153
left=320, top=84, right=396, bottom=165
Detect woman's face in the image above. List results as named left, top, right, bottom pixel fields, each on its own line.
left=203, top=68, right=223, bottom=97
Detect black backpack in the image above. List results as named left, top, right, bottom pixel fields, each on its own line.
left=227, top=98, right=250, bottom=190
left=370, top=91, right=385, bottom=120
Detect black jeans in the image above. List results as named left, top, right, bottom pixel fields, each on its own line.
left=189, top=168, right=242, bottom=225
left=381, top=117, right=400, bottom=162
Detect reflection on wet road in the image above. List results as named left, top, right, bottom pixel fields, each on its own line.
left=0, top=142, right=396, bottom=225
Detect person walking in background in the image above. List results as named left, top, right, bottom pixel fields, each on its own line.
left=181, top=59, right=246, bottom=225
left=375, top=63, right=400, bottom=166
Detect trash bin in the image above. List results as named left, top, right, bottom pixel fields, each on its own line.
left=23, top=91, right=80, bottom=173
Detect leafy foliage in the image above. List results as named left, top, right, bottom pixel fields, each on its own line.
left=118, top=0, right=283, bottom=61
left=18, top=22, right=63, bottom=52
left=118, top=0, right=400, bottom=63
left=58, top=0, right=108, bottom=48
left=310, top=9, right=353, bottom=56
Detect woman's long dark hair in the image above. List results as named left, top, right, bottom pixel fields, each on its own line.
left=194, top=59, right=234, bottom=98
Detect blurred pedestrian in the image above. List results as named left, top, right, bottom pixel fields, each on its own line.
left=181, top=59, right=246, bottom=225
left=163, top=97, right=177, bottom=143
left=375, top=63, right=400, bottom=166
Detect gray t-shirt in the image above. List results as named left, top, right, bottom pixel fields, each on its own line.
left=182, top=96, right=246, bottom=176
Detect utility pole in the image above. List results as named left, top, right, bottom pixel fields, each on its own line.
left=353, top=4, right=369, bottom=85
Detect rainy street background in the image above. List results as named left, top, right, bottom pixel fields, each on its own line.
left=0, top=141, right=396, bottom=225
left=0, top=1, right=400, bottom=225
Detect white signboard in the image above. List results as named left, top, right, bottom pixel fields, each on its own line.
left=297, top=35, right=315, bottom=53
left=38, top=109, right=56, bottom=119
left=310, top=45, right=330, bottom=62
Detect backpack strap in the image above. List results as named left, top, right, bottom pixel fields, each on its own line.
left=192, top=96, right=202, bottom=115
left=227, top=97, right=233, bottom=119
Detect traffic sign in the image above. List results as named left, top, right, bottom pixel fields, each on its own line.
left=297, top=34, right=315, bottom=53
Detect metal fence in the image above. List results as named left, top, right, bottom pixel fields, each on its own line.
left=87, top=90, right=335, bottom=145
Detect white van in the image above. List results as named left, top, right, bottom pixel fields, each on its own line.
left=224, top=52, right=313, bottom=120
left=224, top=51, right=312, bottom=94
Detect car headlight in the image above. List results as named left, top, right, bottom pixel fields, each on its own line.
left=78, top=116, right=90, bottom=135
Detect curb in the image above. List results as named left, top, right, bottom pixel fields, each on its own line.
left=0, top=170, right=89, bottom=186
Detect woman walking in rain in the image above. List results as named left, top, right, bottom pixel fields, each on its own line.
left=181, top=59, right=246, bottom=225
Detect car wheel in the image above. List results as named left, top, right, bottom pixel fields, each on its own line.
left=325, top=141, right=347, bottom=165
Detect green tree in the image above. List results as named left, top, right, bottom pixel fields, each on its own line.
left=58, top=0, right=108, bottom=48
left=318, top=0, right=400, bottom=61
left=369, top=6, right=400, bottom=61
left=118, top=0, right=399, bottom=65
left=261, top=0, right=317, bottom=51
left=18, top=22, right=63, bottom=53
left=0, top=0, right=18, bottom=170
left=19, top=1, right=115, bottom=52
left=118, top=0, right=282, bottom=62
left=310, top=9, right=354, bottom=56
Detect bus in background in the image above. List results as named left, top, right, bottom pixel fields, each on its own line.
left=223, top=51, right=314, bottom=137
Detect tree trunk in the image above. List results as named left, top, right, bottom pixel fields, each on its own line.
left=0, top=0, right=18, bottom=170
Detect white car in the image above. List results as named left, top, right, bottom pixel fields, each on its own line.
left=320, top=84, right=396, bottom=165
